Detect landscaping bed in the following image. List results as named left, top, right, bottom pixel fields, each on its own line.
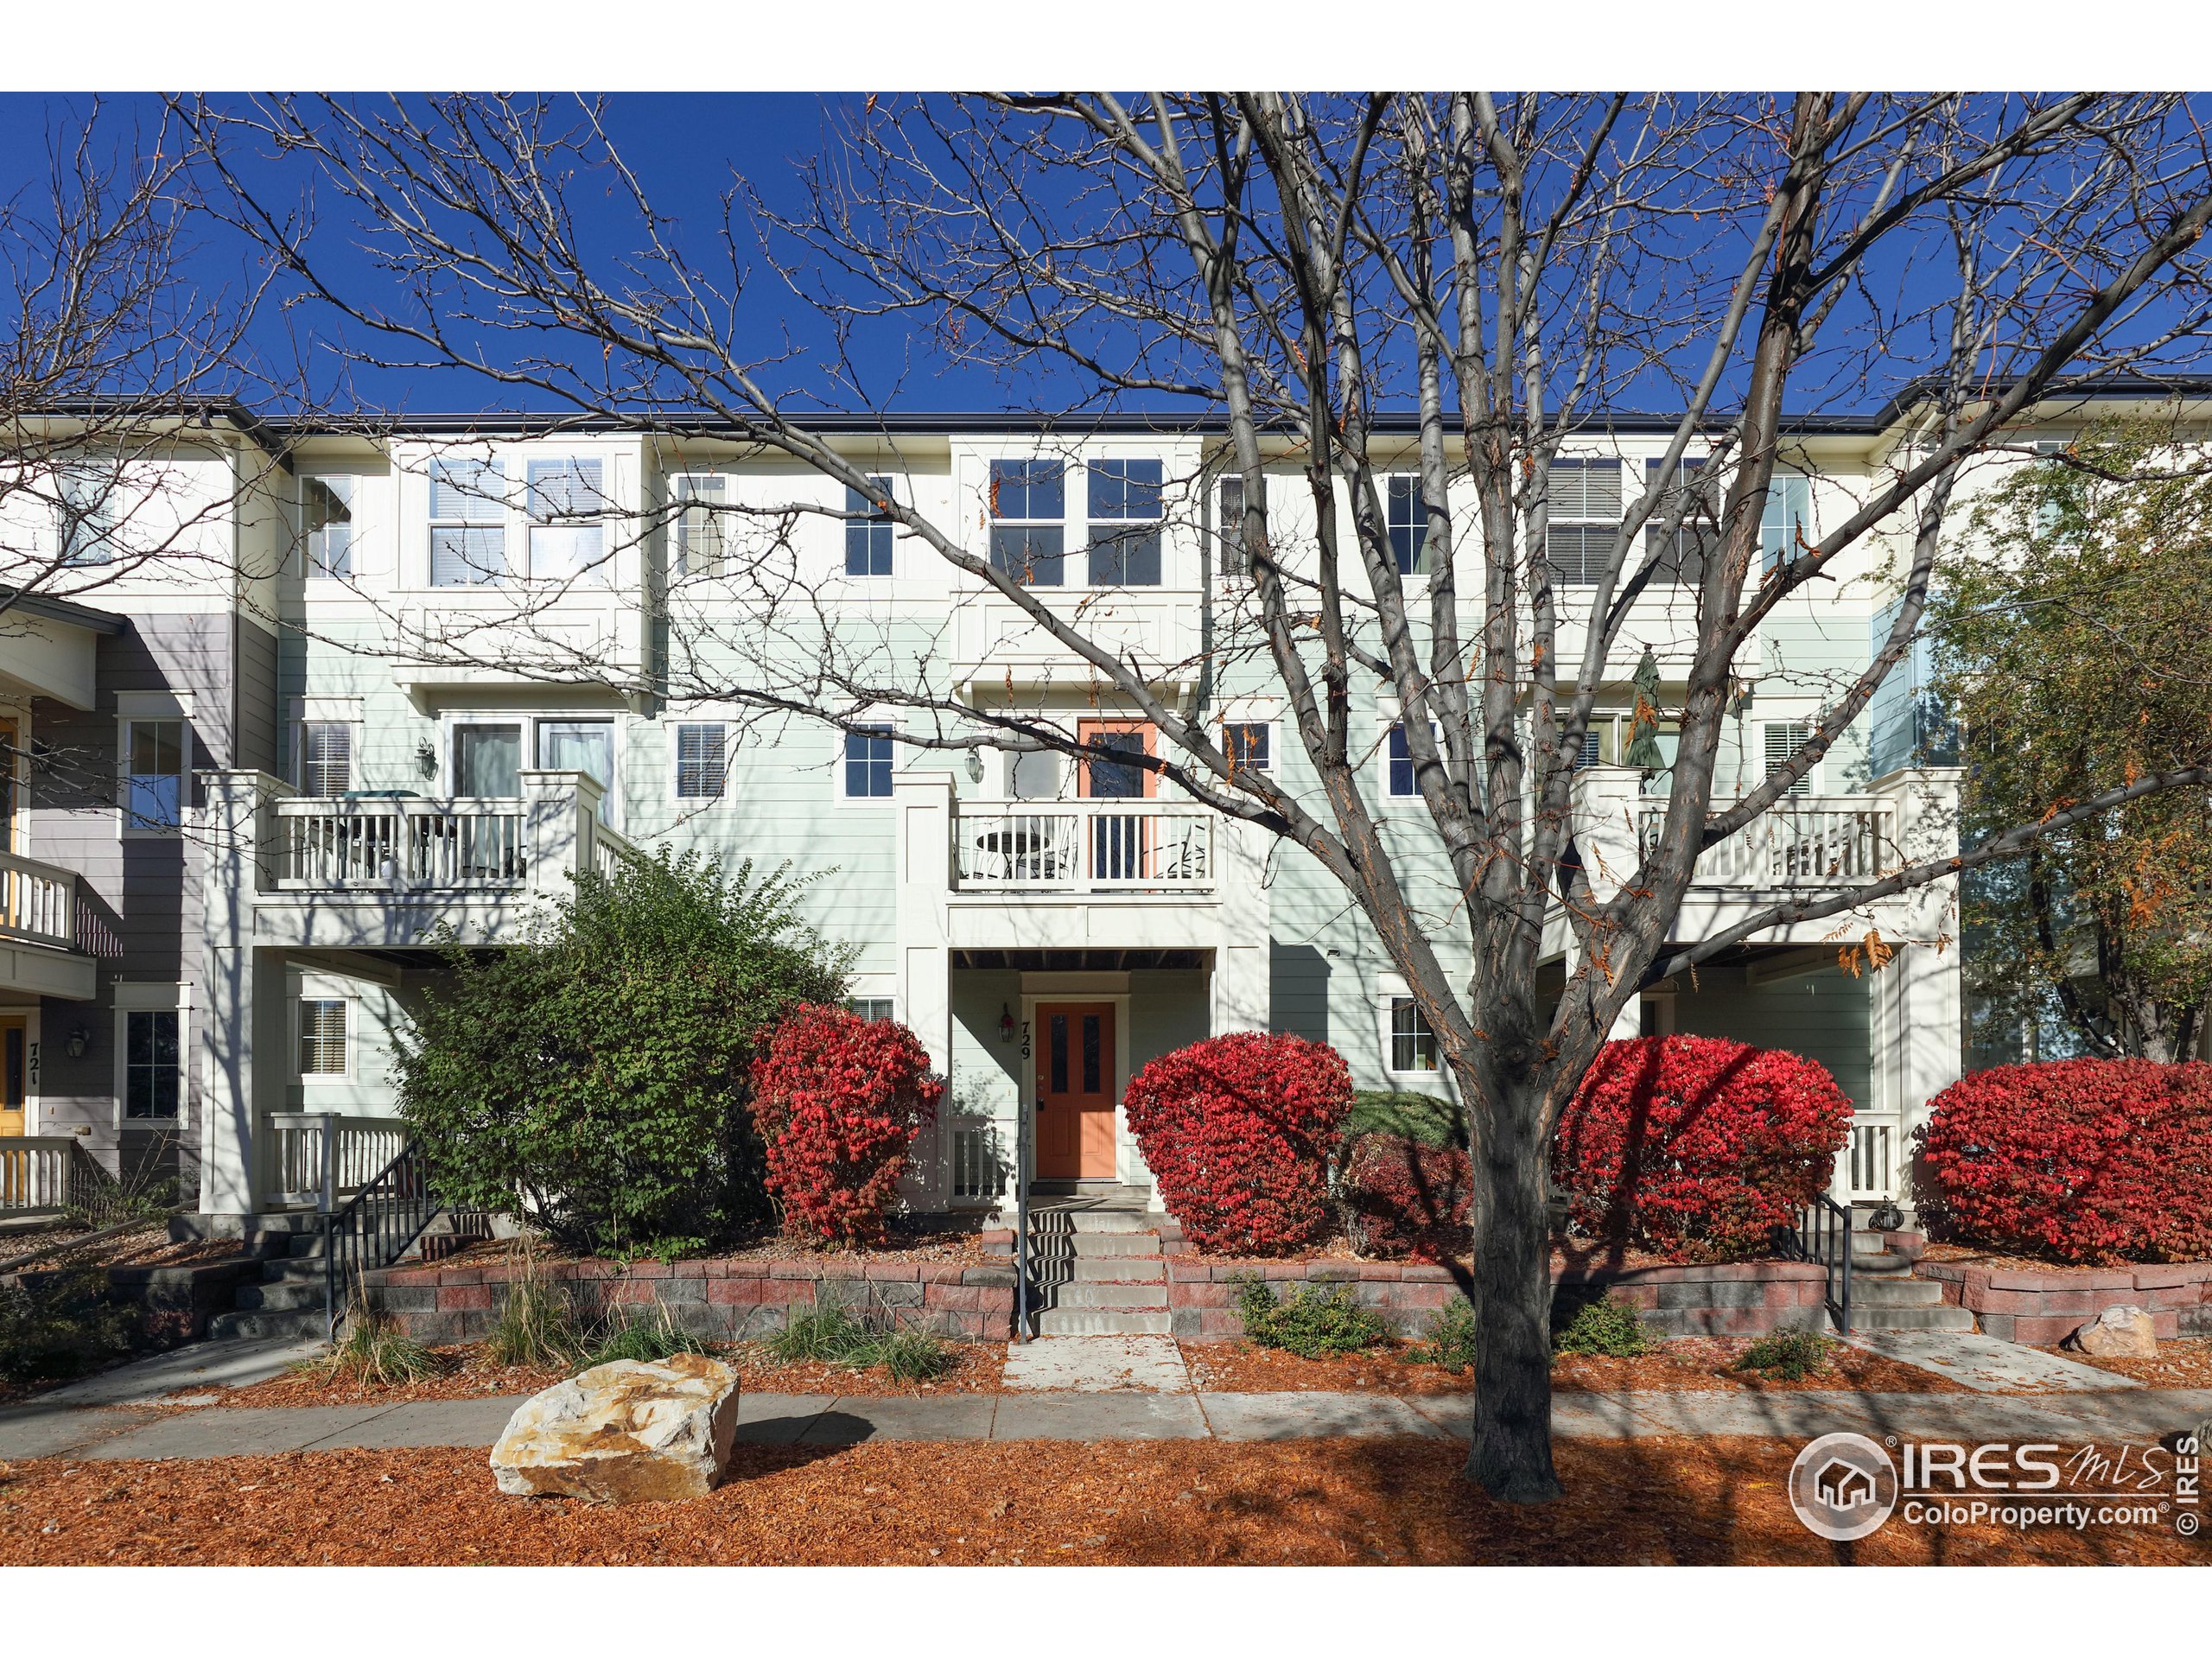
left=2028, top=1337, right=2212, bottom=1390
left=1179, top=1342, right=1471, bottom=1395
left=2, top=1437, right=2197, bottom=1565
left=1, top=1224, right=246, bottom=1274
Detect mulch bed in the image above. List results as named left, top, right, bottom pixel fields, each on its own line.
left=1182, top=1342, right=1470, bottom=1395
left=2031, top=1338, right=2212, bottom=1391
left=0, top=1224, right=248, bottom=1274
left=2, top=1437, right=2200, bottom=1565
left=210, top=1340, right=1011, bottom=1408
left=1182, top=1236, right=1737, bottom=1276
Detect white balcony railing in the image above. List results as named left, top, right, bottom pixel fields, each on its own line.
left=593, top=819, right=639, bottom=881
left=0, top=1135, right=113, bottom=1216
left=955, top=800, right=1215, bottom=893
left=264, top=1112, right=410, bottom=1210
left=0, top=849, right=77, bottom=950
left=1637, top=795, right=1897, bottom=888
left=274, top=797, right=527, bottom=891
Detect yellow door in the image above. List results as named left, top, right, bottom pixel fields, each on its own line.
left=0, top=1015, right=26, bottom=1137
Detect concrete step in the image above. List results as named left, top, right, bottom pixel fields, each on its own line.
left=1046, top=1282, right=1171, bottom=1310
left=207, top=1306, right=328, bottom=1342
left=1849, top=1303, right=1976, bottom=1334
left=261, top=1256, right=329, bottom=1284
left=1852, top=1251, right=1914, bottom=1275
left=1052, top=1233, right=1165, bottom=1258
left=1852, top=1275, right=1946, bottom=1308
left=233, top=1280, right=327, bottom=1313
left=1034, top=1308, right=1175, bottom=1337
left=1070, top=1257, right=1166, bottom=1282
left=1045, top=1211, right=1158, bottom=1235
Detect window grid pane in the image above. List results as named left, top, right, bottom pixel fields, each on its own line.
left=675, top=723, right=727, bottom=799
left=845, top=478, right=895, bottom=576
left=1225, top=721, right=1270, bottom=775
left=677, top=477, right=726, bottom=579
left=299, top=999, right=348, bottom=1076
left=302, top=476, right=354, bottom=579
left=126, top=720, right=184, bottom=831
left=1217, top=476, right=1245, bottom=574
left=301, top=722, right=352, bottom=798
left=430, top=460, right=506, bottom=584
left=1389, top=998, right=1439, bottom=1072
left=1387, top=475, right=1427, bottom=576
left=845, top=728, right=894, bottom=798
left=126, top=1010, right=180, bottom=1118
left=1388, top=725, right=1414, bottom=797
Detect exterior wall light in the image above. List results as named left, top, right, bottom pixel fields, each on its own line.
left=416, top=740, right=439, bottom=780
left=63, top=1026, right=92, bottom=1060
left=998, top=1003, right=1016, bottom=1044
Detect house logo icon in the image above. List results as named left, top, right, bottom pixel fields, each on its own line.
left=1789, top=1433, right=1899, bottom=1541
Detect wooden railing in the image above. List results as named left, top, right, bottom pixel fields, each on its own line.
left=591, top=819, right=639, bottom=881
left=0, top=1136, right=116, bottom=1216
left=274, top=798, right=527, bottom=891
left=954, top=801, right=1215, bottom=893
left=0, top=849, right=78, bottom=950
left=264, top=1113, right=410, bottom=1211
left=1637, top=795, right=1897, bottom=887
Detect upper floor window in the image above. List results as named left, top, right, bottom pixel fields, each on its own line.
left=300, top=476, right=355, bottom=580
left=298, top=998, right=349, bottom=1078
left=1217, top=475, right=1246, bottom=577
left=298, top=721, right=353, bottom=798
left=1643, top=458, right=1717, bottom=588
left=1389, top=996, right=1440, bottom=1073
left=674, top=722, right=728, bottom=800
left=124, top=719, right=186, bottom=833
left=988, top=459, right=1065, bottom=587
left=526, top=458, right=607, bottom=582
left=1761, top=474, right=1812, bottom=574
left=1087, top=459, right=1162, bottom=586
left=843, top=725, right=895, bottom=799
left=124, top=1008, right=181, bottom=1118
left=845, top=477, right=895, bottom=577
left=1764, top=721, right=1816, bottom=796
left=1386, top=722, right=1430, bottom=798
left=1386, top=474, right=1428, bottom=576
left=675, top=476, right=725, bottom=579
left=847, top=996, right=896, bottom=1022
left=1545, top=458, right=1623, bottom=587
left=429, top=459, right=508, bottom=586
left=1224, top=721, right=1272, bottom=777
left=56, top=466, right=118, bottom=566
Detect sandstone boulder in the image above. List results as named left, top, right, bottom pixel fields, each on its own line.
left=492, top=1353, right=741, bottom=1503
left=2063, top=1304, right=2158, bottom=1359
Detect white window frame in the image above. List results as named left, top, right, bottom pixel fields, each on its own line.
left=1085, top=457, right=1165, bottom=588
left=987, top=455, right=1070, bottom=589
left=836, top=720, right=900, bottom=806
left=525, top=455, right=610, bottom=585
left=427, top=455, right=511, bottom=587
left=672, top=474, right=728, bottom=581
left=298, top=473, right=358, bottom=582
left=1764, top=720, right=1819, bottom=796
left=1383, top=473, right=1430, bottom=580
left=118, top=709, right=190, bottom=838
left=845, top=995, right=898, bottom=1023
left=1382, top=719, right=1438, bottom=801
left=295, top=995, right=354, bottom=1085
left=113, top=982, right=188, bottom=1127
left=1223, top=718, right=1274, bottom=777
left=842, top=474, right=899, bottom=580
left=296, top=718, right=356, bottom=798
left=672, top=721, right=729, bottom=803
left=55, top=462, right=121, bottom=566
left=1760, top=473, right=1815, bottom=575
left=1545, top=456, right=1624, bottom=588
left=1373, top=976, right=1444, bottom=1080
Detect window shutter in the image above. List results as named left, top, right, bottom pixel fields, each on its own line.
left=1764, top=721, right=1814, bottom=796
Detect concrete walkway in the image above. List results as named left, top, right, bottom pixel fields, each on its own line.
left=4, top=1385, right=2209, bottom=1464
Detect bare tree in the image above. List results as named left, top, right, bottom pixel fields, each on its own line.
left=185, top=92, right=2212, bottom=1501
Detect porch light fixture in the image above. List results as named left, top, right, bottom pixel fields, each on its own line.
left=63, top=1026, right=92, bottom=1060
left=998, top=1003, right=1015, bottom=1044
left=415, top=740, right=439, bottom=780
left=964, top=750, right=984, bottom=784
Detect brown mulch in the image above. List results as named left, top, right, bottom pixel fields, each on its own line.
left=1183, top=1234, right=1745, bottom=1276
left=2031, top=1338, right=2212, bottom=1391
left=212, top=1340, right=1011, bottom=1408
left=3, top=1437, right=2202, bottom=1565
left=1181, top=1341, right=1471, bottom=1395
left=0, top=1224, right=249, bottom=1274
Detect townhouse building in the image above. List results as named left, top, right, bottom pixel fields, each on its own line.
left=0, top=393, right=2076, bottom=1235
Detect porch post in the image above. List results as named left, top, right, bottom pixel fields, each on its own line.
left=1875, top=766, right=1965, bottom=1210
left=1210, top=817, right=1271, bottom=1034
left=519, top=769, right=594, bottom=898
left=194, top=770, right=286, bottom=1227
left=893, top=772, right=956, bottom=1204
left=1566, top=764, right=1649, bottom=1038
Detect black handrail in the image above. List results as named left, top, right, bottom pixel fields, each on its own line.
left=1787, top=1193, right=1853, bottom=1335
left=322, top=1140, right=437, bottom=1338
left=1013, top=1103, right=1032, bottom=1343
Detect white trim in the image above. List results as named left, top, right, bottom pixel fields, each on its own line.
left=292, top=994, right=355, bottom=1085
left=118, top=714, right=191, bottom=838
left=833, top=716, right=902, bottom=808
left=1371, top=974, right=1445, bottom=1081
left=112, top=985, right=188, bottom=1127
left=115, top=690, right=192, bottom=719
left=669, top=719, right=730, bottom=804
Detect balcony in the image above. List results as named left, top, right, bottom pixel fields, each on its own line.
left=1637, top=795, right=1898, bottom=888
left=953, top=801, right=1215, bottom=894
left=949, top=589, right=1200, bottom=693
left=0, top=849, right=99, bottom=1000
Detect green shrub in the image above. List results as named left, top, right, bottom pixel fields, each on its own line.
left=580, top=1297, right=714, bottom=1370
left=0, top=1268, right=136, bottom=1382
left=764, top=1296, right=954, bottom=1380
left=1403, top=1298, right=1477, bottom=1373
left=321, top=1304, right=443, bottom=1387
left=1551, top=1294, right=1652, bottom=1357
left=1732, top=1330, right=1836, bottom=1382
left=1231, top=1275, right=1391, bottom=1359
left=396, top=849, right=849, bottom=1256
left=1344, top=1090, right=1467, bottom=1150
left=486, top=1252, right=588, bottom=1370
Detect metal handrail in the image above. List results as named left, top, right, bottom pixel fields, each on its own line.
left=1787, top=1193, right=1853, bottom=1335
left=321, top=1139, right=438, bottom=1338
left=1013, top=1103, right=1032, bottom=1344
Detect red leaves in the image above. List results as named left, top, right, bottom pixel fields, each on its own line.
left=1123, top=1033, right=1353, bottom=1255
left=1916, top=1059, right=2212, bottom=1265
left=1551, top=1036, right=1854, bottom=1260
left=750, top=1005, right=945, bottom=1247
left=1340, top=1135, right=1472, bottom=1263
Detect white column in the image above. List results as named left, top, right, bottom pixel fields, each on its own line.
left=1875, top=766, right=1966, bottom=1201
left=194, top=769, right=287, bottom=1225
left=893, top=773, right=956, bottom=1205
left=518, top=768, right=595, bottom=897
left=1210, top=817, right=1272, bottom=1034
left=1564, top=764, right=1649, bottom=1038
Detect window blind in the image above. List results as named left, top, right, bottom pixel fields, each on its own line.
left=298, top=999, right=348, bottom=1077
left=1764, top=721, right=1815, bottom=795
left=300, top=721, right=352, bottom=798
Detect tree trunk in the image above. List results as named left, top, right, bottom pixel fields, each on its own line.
left=1461, top=1065, right=1564, bottom=1502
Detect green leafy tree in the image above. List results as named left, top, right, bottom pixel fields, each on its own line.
left=1939, top=423, right=2212, bottom=1062
left=394, top=849, right=850, bottom=1255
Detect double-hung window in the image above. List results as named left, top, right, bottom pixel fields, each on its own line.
left=1386, top=722, right=1437, bottom=798
left=124, top=1010, right=181, bottom=1118
left=429, top=459, right=508, bottom=586
left=1760, top=474, right=1812, bottom=575
left=843, top=725, right=895, bottom=799
left=124, top=720, right=186, bottom=833
left=1386, top=474, right=1428, bottom=576
left=1224, top=721, right=1271, bottom=777
left=674, top=722, right=728, bottom=800
left=301, top=476, right=355, bottom=579
left=56, top=466, right=118, bottom=565
left=298, top=721, right=353, bottom=798
left=675, top=476, right=726, bottom=579
left=988, top=460, right=1065, bottom=587
left=1389, top=997, right=1440, bottom=1073
left=1764, top=721, right=1816, bottom=796
left=847, top=997, right=896, bottom=1022
left=298, top=998, right=349, bottom=1079
left=527, top=458, right=607, bottom=582
left=1217, top=475, right=1246, bottom=578
left=1643, top=458, right=1717, bottom=587
left=845, top=476, right=895, bottom=577
left=1088, top=459, right=1162, bottom=586
left=1545, top=458, right=1623, bottom=586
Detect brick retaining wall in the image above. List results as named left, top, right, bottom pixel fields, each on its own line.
left=365, top=1255, right=1020, bottom=1345
left=1916, top=1259, right=2212, bottom=1344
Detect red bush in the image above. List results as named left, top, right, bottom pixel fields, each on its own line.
left=1916, top=1059, right=2212, bottom=1265
left=750, top=1004, right=944, bottom=1246
left=1123, top=1033, right=1353, bottom=1254
left=1341, top=1135, right=1472, bottom=1263
left=1551, top=1036, right=1853, bottom=1259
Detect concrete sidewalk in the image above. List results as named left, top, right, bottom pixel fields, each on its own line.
left=3, top=1386, right=2209, bottom=1463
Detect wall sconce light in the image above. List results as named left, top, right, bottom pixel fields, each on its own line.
left=415, top=740, right=439, bottom=780
left=63, top=1026, right=92, bottom=1060
left=998, top=1003, right=1016, bottom=1045
left=965, top=750, right=985, bottom=785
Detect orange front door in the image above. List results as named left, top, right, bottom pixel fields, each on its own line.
left=1035, top=1001, right=1117, bottom=1179
left=1077, top=721, right=1157, bottom=799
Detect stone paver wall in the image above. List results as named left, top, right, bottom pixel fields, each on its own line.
left=1916, top=1259, right=2212, bottom=1344
left=366, top=1256, right=1019, bottom=1344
